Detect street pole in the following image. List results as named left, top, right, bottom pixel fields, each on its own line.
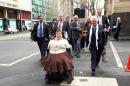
left=20, top=10, right=22, bottom=32
left=71, top=0, right=73, bottom=17
left=111, top=0, right=115, bottom=37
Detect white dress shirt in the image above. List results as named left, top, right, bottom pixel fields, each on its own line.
left=98, top=16, right=102, bottom=26
left=48, top=38, right=71, bottom=54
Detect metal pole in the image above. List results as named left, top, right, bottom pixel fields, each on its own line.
left=111, top=0, right=115, bottom=38
left=71, top=0, right=73, bottom=17
left=20, top=10, right=22, bottom=32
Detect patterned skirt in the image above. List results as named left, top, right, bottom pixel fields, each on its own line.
left=43, top=52, right=74, bottom=73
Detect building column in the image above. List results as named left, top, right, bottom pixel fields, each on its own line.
left=3, top=8, right=7, bottom=18
left=17, top=11, right=21, bottom=19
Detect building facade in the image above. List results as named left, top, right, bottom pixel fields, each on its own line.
left=58, top=0, right=73, bottom=18
left=105, top=0, right=130, bottom=35
left=45, top=0, right=58, bottom=21
left=0, top=0, right=32, bottom=32
left=32, top=0, right=58, bottom=21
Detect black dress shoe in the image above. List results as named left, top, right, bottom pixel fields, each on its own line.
left=96, top=65, right=99, bottom=68
left=116, top=39, right=119, bottom=41
left=66, top=78, right=72, bottom=84
left=91, top=72, right=95, bottom=76
left=45, top=74, right=51, bottom=84
left=45, top=78, right=51, bottom=84
left=40, top=59, right=42, bottom=61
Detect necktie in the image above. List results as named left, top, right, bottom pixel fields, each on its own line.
left=39, top=24, right=43, bottom=37
left=93, top=28, right=96, bottom=33
left=58, top=22, right=62, bottom=31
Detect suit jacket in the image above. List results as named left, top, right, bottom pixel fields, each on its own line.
left=56, top=21, right=69, bottom=32
left=49, top=21, right=57, bottom=36
left=31, top=22, right=49, bottom=41
left=86, top=25, right=107, bottom=47
left=98, top=16, right=109, bottom=29
left=70, top=21, right=83, bottom=40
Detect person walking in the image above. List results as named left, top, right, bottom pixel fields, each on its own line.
left=97, top=9, right=109, bottom=43
left=86, top=16, right=106, bottom=76
left=114, top=17, right=121, bottom=41
left=31, top=15, right=49, bottom=62
left=70, top=15, right=83, bottom=58
left=49, top=18, right=58, bottom=38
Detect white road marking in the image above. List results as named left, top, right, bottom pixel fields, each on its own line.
left=0, top=51, right=40, bottom=67
left=0, top=64, right=10, bottom=66
left=79, top=71, right=83, bottom=74
left=109, top=41, right=123, bottom=67
left=60, top=76, right=118, bottom=86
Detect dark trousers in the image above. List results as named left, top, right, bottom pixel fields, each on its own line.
left=37, top=37, right=48, bottom=60
left=80, top=36, right=86, bottom=49
left=114, top=28, right=120, bottom=40
left=89, top=45, right=104, bottom=72
left=72, top=38, right=80, bottom=56
left=105, top=32, right=109, bottom=44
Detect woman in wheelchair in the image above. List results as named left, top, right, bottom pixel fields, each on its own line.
left=43, top=31, right=74, bottom=84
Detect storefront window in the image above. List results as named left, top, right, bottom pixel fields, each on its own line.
left=0, top=20, right=3, bottom=32
left=9, top=20, right=17, bottom=32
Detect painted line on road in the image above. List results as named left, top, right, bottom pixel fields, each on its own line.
left=0, top=64, right=10, bottom=66
left=109, top=41, right=123, bottom=67
left=0, top=51, right=40, bottom=67
left=60, top=76, right=118, bottom=86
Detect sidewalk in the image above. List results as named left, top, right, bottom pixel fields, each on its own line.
left=0, top=31, right=31, bottom=40
left=109, top=35, right=130, bottom=41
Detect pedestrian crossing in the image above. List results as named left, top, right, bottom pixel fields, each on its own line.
left=60, top=76, right=118, bottom=86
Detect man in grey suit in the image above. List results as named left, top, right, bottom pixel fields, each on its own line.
left=70, top=15, right=83, bottom=58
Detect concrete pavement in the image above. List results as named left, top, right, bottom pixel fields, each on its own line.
left=0, top=36, right=130, bottom=86
left=0, top=32, right=31, bottom=40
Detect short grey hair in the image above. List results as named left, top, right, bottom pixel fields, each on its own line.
left=90, top=16, right=98, bottom=22
left=74, top=15, right=78, bottom=18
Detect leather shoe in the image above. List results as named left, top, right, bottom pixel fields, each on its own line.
left=91, top=72, right=95, bottom=76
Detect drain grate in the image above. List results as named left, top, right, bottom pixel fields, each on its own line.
left=79, top=79, right=88, bottom=82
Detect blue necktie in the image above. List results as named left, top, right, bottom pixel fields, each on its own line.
left=39, top=24, right=43, bottom=37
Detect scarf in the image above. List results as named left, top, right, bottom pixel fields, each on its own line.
left=88, top=25, right=99, bottom=50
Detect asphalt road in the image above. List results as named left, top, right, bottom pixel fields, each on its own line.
left=0, top=34, right=130, bottom=86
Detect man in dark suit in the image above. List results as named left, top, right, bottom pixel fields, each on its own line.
left=70, top=15, right=83, bottom=58
left=57, top=14, right=70, bottom=39
left=65, top=16, right=72, bottom=43
left=31, top=15, right=49, bottom=62
left=97, top=9, right=109, bottom=43
left=86, top=16, right=106, bottom=76
left=49, top=18, right=58, bottom=38
left=114, top=17, right=121, bottom=41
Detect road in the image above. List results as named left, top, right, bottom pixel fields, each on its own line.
left=0, top=33, right=130, bottom=86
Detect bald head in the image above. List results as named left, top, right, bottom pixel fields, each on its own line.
left=97, top=9, right=102, bottom=16
left=59, top=14, right=64, bottom=21
left=74, top=15, right=78, bottom=21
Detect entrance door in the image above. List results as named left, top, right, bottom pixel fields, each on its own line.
left=9, top=20, right=17, bottom=32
